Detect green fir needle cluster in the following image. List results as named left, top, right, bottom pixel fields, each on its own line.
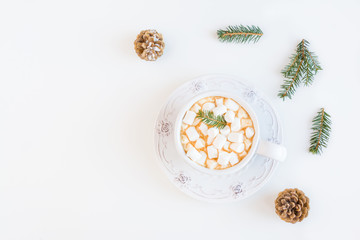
left=217, top=25, right=263, bottom=44
left=196, top=110, right=227, bottom=129
left=278, top=39, right=322, bottom=100
left=309, top=108, right=331, bottom=155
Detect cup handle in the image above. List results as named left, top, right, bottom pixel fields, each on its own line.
left=256, top=140, right=287, bottom=162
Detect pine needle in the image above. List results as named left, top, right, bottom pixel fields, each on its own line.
left=196, top=110, right=227, bottom=129
left=217, top=25, right=263, bottom=44
left=309, top=108, right=332, bottom=155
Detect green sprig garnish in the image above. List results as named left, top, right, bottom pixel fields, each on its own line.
left=278, top=39, right=322, bottom=100
left=309, top=108, right=331, bottom=155
left=196, top=110, right=227, bottom=129
left=217, top=25, right=263, bottom=44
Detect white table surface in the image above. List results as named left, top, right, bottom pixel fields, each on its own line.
left=1, top=0, right=359, bottom=239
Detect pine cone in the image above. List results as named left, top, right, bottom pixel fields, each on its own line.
left=134, top=30, right=165, bottom=61
left=275, top=188, right=310, bottom=224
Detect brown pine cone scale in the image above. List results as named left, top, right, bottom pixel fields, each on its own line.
left=275, top=188, right=310, bottom=224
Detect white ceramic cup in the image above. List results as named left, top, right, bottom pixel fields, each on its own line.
left=174, top=91, right=287, bottom=175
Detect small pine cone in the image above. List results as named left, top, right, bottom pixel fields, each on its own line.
left=134, top=29, right=165, bottom=61
left=275, top=188, right=310, bottom=224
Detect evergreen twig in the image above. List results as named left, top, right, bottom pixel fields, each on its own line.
left=278, top=39, right=322, bottom=100
left=309, top=108, right=331, bottom=155
left=196, top=110, right=227, bottom=129
left=217, top=25, right=263, bottom=44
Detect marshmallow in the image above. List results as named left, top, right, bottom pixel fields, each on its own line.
left=241, top=118, right=253, bottom=128
left=207, top=136, right=215, bottom=145
left=181, top=135, right=189, bottom=145
left=220, top=125, right=230, bottom=136
left=197, top=151, right=207, bottom=165
left=212, top=105, right=227, bottom=116
left=245, top=127, right=255, bottom=138
left=244, top=139, right=252, bottom=150
left=208, top=127, right=219, bottom=138
left=239, top=150, right=247, bottom=158
left=228, top=132, right=244, bottom=143
left=193, top=118, right=201, bottom=126
left=225, top=99, right=239, bottom=111
left=218, top=151, right=230, bottom=167
left=195, top=138, right=205, bottom=149
left=183, top=111, right=196, bottom=125
left=212, top=134, right=227, bottom=149
left=223, top=141, right=230, bottom=151
left=186, top=127, right=199, bottom=141
left=191, top=104, right=201, bottom=113
left=199, top=123, right=208, bottom=135
left=230, top=142, right=245, bottom=153
left=187, top=147, right=202, bottom=162
left=215, top=98, right=224, bottom=106
left=224, top=111, right=235, bottom=123
left=198, top=98, right=209, bottom=105
left=229, top=152, right=240, bottom=165
left=238, top=107, right=249, bottom=119
left=231, top=117, right=241, bottom=131
left=207, top=127, right=219, bottom=144
left=207, top=160, right=218, bottom=169
left=207, top=146, right=218, bottom=159
left=186, top=143, right=195, bottom=152
left=203, top=102, right=215, bottom=111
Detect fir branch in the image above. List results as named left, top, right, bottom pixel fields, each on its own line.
left=217, top=25, right=263, bottom=44
left=281, top=53, right=299, bottom=78
left=306, top=49, right=322, bottom=72
left=309, top=108, right=332, bottom=155
left=278, top=58, right=304, bottom=99
left=302, top=49, right=322, bottom=86
left=279, top=39, right=322, bottom=100
left=196, top=110, right=227, bottom=129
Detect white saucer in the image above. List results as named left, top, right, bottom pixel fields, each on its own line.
left=154, top=74, right=283, bottom=202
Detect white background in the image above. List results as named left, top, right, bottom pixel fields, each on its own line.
left=1, top=0, right=359, bottom=239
